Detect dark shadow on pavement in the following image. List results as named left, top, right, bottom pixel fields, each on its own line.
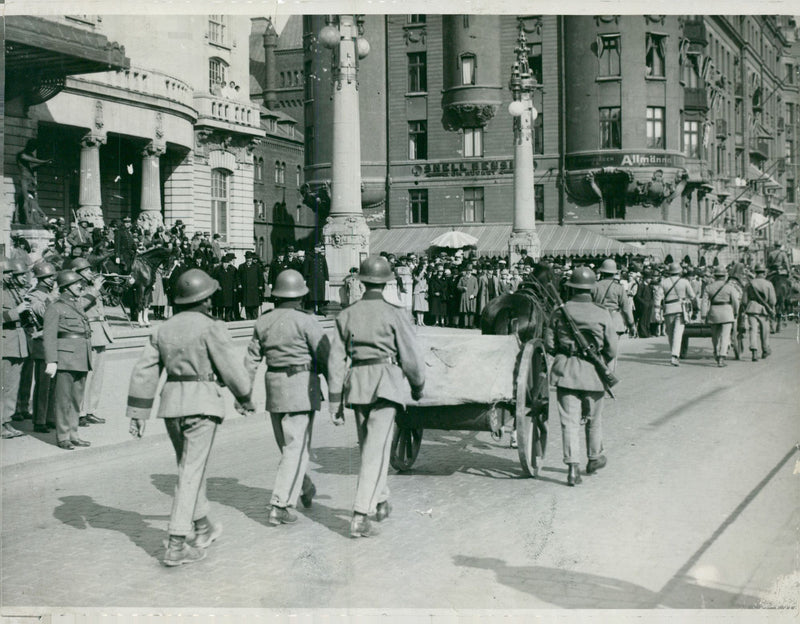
left=53, top=495, right=167, bottom=560
left=297, top=498, right=356, bottom=539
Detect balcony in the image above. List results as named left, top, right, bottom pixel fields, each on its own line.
left=684, top=87, right=708, bottom=112
left=749, top=142, right=769, bottom=161
left=194, top=94, right=264, bottom=137
left=715, top=118, right=728, bottom=138
left=578, top=219, right=726, bottom=246
left=683, top=21, right=708, bottom=46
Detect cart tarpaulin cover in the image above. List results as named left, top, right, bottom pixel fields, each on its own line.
left=410, top=333, right=520, bottom=406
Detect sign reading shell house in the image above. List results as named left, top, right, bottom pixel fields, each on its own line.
left=566, top=152, right=686, bottom=170
left=412, top=159, right=515, bottom=178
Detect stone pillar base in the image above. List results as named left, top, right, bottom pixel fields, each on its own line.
left=10, top=226, right=54, bottom=259
left=75, top=206, right=105, bottom=228
left=322, top=214, right=370, bottom=305
left=508, top=230, right=541, bottom=265
left=137, top=210, right=164, bottom=232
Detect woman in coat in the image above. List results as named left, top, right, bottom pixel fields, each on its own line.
left=412, top=268, right=429, bottom=326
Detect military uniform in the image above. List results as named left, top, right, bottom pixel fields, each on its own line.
left=743, top=274, right=776, bottom=359
left=704, top=277, right=740, bottom=364
left=328, top=290, right=425, bottom=517
left=27, top=282, right=57, bottom=428
left=127, top=311, right=252, bottom=537
left=2, top=281, right=29, bottom=430
left=43, top=292, right=93, bottom=444
left=659, top=271, right=697, bottom=362
left=592, top=277, right=634, bottom=335
left=80, top=282, right=114, bottom=419
left=244, top=302, right=329, bottom=511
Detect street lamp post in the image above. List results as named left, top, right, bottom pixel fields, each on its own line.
left=507, top=24, right=541, bottom=264
left=318, top=15, right=371, bottom=307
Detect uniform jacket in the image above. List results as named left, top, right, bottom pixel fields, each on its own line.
left=66, top=225, right=91, bottom=249
left=114, top=227, right=136, bottom=268
left=545, top=294, right=618, bottom=392
left=592, top=278, right=634, bottom=333
left=81, top=284, right=114, bottom=348
left=328, top=290, right=425, bottom=409
left=43, top=293, right=92, bottom=371
left=658, top=276, right=697, bottom=316
left=2, top=280, right=29, bottom=359
left=27, top=283, right=56, bottom=359
left=126, top=311, right=252, bottom=420
left=244, top=303, right=330, bottom=413
left=704, top=279, right=741, bottom=324
left=743, top=278, right=776, bottom=316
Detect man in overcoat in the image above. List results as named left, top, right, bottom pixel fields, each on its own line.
left=214, top=253, right=239, bottom=321
left=238, top=252, right=264, bottom=320
left=705, top=266, right=740, bottom=367
left=303, top=244, right=329, bottom=315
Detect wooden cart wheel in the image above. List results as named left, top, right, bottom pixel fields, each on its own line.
left=516, top=340, right=549, bottom=477
left=390, top=425, right=423, bottom=472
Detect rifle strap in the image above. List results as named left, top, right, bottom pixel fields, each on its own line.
left=708, top=280, right=729, bottom=305
left=662, top=277, right=680, bottom=302
left=748, top=282, right=772, bottom=313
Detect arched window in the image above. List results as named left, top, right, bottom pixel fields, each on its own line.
left=460, top=53, right=476, bottom=85
left=211, top=168, right=230, bottom=240
left=280, top=162, right=286, bottom=184
left=257, top=237, right=265, bottom=259
left=254, top=157, right=263, bottom=182
left=274, top=160, right=281, bottom=183
left=209, top=57, right=228, bottom=92
left=296, top=165, right=302, bottom=187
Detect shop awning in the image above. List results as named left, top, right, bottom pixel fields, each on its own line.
left=370, top=223, right=644, bottom=257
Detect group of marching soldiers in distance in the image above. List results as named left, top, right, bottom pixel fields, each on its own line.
left=1, top=239, right=793, bottom=567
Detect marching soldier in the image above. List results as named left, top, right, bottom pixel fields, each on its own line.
left=127, top=269, right=254, bottom=567
left=67, top=258, right=114, bottom=427
left=545, top=267, right=617, bottom=487
left=592, top=259, right=636, bottom=346
left=244, top=270, right=329, bottom=526
left=743, top=264, right=776, bottom=361
left=704, top=266, right=741, bottom=367
left=27, top=262, right=58, bottom=433
left=659, top=262, right=698, bottom=367
left=43, top=270, right=93, bottom=450
left=2, top=259, right=32, bottom=438
left=328, top=256, right=425, bottom=538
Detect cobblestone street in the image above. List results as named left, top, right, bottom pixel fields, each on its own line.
left=1, top=327, right=798, bottom=610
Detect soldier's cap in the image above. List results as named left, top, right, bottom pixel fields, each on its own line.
left=754, top=264, right=767, bottom=273
left=122, top=216, right=132, bottom=222
left=713, top=266, right=727, bottom=277
left=174, top=220, right=184, bottom=226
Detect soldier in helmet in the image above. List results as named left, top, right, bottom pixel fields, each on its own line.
left=592, top=259, right=636, bottom=351
left=2, top=259, right=32, bottom=438
left=127, top=268, right=254, bottom=567
left=742, top=264, right=776, bottom=361
left=545, top=267, right=617, bottom=487
left=659, top=262, right=698, bottom=366
left=42, top=270, right=93, bottom=449
left=27, top=262, right=58, bottom=433
left=327, top=256, right=425, bottom=538
left=244, top=269, right=330, bottom=526
left=704, top=266, right=740, bottom=367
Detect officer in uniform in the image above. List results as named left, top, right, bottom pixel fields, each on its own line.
left=244, top=270, right=329, bottom=526
left=659, top=262, right=698, bottom=366
left=43, top=270, right=93, bottom=450
left=127, top=269, right=254, bottom=567
left=115, top=216, right=136, bottom=272
left=743, top=264, right=776, bottom=361
left=545, top=267, right=617, bottom=487
left=592, top=259, right=636, bottom=347
left=27, top=262, right=58, bottom=433
left=328, top=256, right=425, bottom=538
left=2, top=259, right=32, bottom=438
left=704, top=266, right=741, bottom=367
left=68, top=258, right=114, bottom=426
left=767, top=242, right=790, bottom=275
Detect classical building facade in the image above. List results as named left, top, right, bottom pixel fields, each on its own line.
left=4, top=14, right=264, bottom=259
left=298, top=14, right=799, bottom=264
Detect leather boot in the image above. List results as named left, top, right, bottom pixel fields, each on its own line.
left=350, top=513, right=379, bottom=538
left=375, top=501, right=392, bottom=522
left=717, top=356, right=727, bottom=368
left=567, top=463, right=582, bottom=486
left=269, top=506, right=297, bottom=526
left=586, top=456, right=607, bottom=474
left=163, top=536, right=206, bottom=567
left=751, top=350, right=759, bottom=362
left=300, top=482, right=316, bottom=509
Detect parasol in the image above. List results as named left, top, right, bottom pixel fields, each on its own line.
left=430, top=230, right=479, bottom=249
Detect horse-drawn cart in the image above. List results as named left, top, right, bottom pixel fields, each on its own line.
left=389, top=332, right=550, bottom=477
left=680, top=316, right=744, bottom=360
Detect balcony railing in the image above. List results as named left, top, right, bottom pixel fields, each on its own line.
left=684, top=87, right=708, bottom=112
left=683, top=21, right=708, bottom=46
left=194, top=94, right=262, bottom=132
left=72, top=65, right=193, bottom=108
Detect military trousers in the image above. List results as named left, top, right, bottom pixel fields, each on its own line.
left=557, top=388, right=605, bottom=465
left=664, top=313, right=685, bottom=358
left=32, top=358, right=55, bottom=426
left=747, top=314, right=771, bottom=356
left=1, top=357, right=24, bottom=425
left=164, top=415, right=219, bottom=536
left=710, top=322, right=733, bottom=359
left=353, top=400, right=396, bottom=516
left=15, top=356, right=34, bottom=414
left=52, top=370, right=86, bottom=443
left=81, top=347, right=107, bottom=416
left=269, top=411, right=315, bottom=508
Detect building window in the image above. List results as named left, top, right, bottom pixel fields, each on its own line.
left=257, top=237, right=265, bottom=259
left=683, top=119, right=700, bottom=158
left=683, top=55, right=700, bottom=88
left=647, top=107, right=665, bottom=149
left=645, top=33, right=666, bottom=77
left=274, top=161, right=285, bottom=185
left=209, top=57, right=228, bottom=92
left=716, top=143, right=726, bottom=175
left=208, top=15, right=227, bottom=46
left=599, top=107, right=621, bottom=149
left=305, top=126, right=315, bottom=166
left=296, top=165, right=302, bottom=187
left=787, top=179, right=796, bottom=203
left=408, top=52, right=427, bottom=93
left=211, top=169, right=229, bottom=240
left=304, top=60, right=314, bottom=100
left=461, top=54, right=476, bottom=85
left=598, top=34, right=621, bottom=77
left=254, top=157, right=264, bottom=182
left=535, top=185, right=544, bottom=222
left=534, top=112, right=544, bottom=155
left=408, top=15, right=426, bottom=24
left=463, top=127, right=483, bottom=157
left=408, top=121, right=428, bottom=160
left=527, top=42, right=543, bottom=84
left=787, top=140, right=794, bottom=164
left=408, top=190, right=428, bottom=224
left=735, top=100, right=744, bottom=134
left=463, top=187, right=484, bottom=222
left=786, top=63, right=795, bottom=85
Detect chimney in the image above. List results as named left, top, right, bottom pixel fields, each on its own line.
left=263, top=18, right=278, bottom=110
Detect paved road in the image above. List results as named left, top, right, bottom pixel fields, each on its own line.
left=1, top=325, right=798, bottom=610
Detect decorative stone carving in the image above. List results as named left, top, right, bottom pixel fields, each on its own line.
left=594, top=16, right=620, bottom=25
left=518, top=16, right=542, bottom=35
left=94, top=100, right=104, bottom=131
left=644, top=15, right=666, bottom=25
left=155, top=112, right=164, bottom=140
left=403, top=26, right=427, bottom=46
left=137, top=210, right=163, bottom=231
left=13, top=139, right=52, bottom=226
left=441, top=104, right=499, bottom=131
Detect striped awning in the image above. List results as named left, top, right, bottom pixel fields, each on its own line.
left=370, top=224, right=644, bottom=257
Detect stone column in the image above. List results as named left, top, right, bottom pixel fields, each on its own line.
left=138, top=142, right=165, bottom=232
left=77, top=133, right=106, bottom=226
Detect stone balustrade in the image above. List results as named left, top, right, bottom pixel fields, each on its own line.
left=194, top=93, right=261, bottom=129
left=71, top=65, right=193, bottom=108
left=579, top=219, right=727, bottom=246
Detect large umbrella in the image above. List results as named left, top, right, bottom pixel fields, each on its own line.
left=430, top=230, right=479, bottom=249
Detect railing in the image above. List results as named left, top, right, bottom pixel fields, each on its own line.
left=194, top=93, right=261, bottom=129
left=73, top=65, right=193, bottom=108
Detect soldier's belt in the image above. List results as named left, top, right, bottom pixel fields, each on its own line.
left=710, top=302, right=728, bottom=306
left=58, top=331, right=89, bottom=339
left=166, top=373, right=218, bottom=382
left=351, top=356, right=397, bottom=367
left=268, top=363, right=311, bottom=375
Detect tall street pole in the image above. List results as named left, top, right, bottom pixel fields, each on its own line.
left=507, top=24, right=541, bottom=264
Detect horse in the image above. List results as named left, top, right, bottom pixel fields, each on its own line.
left=768, top=271, right=799, bottom=333
left=124, top=246, right=178, bottom=327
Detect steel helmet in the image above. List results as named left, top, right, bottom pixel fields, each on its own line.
left=358, top=256, right=394, bottom=284
left=66, top=257, right=92, bottom=272
left=2, top=258, right=27, bottom=275
left=598, top=259, right=618, bottom=274
left=753, top=263, right=767, bottom=274
left=667, top=262, right=682, bottom=275
left=271, top=269, right=309, bottom=298
left=713, top=266, right=727, bottom=278
left=56, top=269, right=83, bottom=289
left=173, top=268, right=220, bottom=304
left=33, top=262, right=57, bottom=279
left=567, top=266, right=596, bottom=290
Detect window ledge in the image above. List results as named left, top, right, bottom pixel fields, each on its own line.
left=645, top=75, right=667, bottom=81
left=405, top=91, right=428, bottom=97
left=209, top=41, right=232, bottom=52
left=596, top=76, right=621, bottom=82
